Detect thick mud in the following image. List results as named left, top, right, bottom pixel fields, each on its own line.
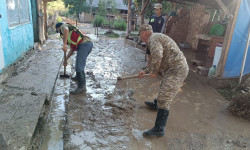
left=63, top=37, right=250, bottom=150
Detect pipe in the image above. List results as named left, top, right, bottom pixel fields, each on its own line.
left=238, top=24, right=250, bottom=85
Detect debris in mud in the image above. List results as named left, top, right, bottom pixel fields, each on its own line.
left=12, top=72, right=18, bottom=76
left=104, top=102, right=126, bottom=111
left=104, top=89, right=137, bottom=113
left=104, top=30, right=119, bottom=38
left=31, top=92, right=38, bottom=96
left=86, top=71, right=97, bottom=82
left=94, top=83, right=101, bottom=89
left=104, top=92, right=113, bottom=99
left=229, top=92, right=250, bottom=121
left=227, top=139, right=247, bottom=148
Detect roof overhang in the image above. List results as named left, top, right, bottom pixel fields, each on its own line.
left=164, top=0, right=232, bottom=9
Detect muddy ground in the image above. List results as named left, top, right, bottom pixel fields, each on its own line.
left=61, top=36, right=250, bottom=150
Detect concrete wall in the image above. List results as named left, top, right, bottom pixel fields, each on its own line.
left=79, top=12, right=93, bottom=23
left=0, top=0, right=34, bottom=73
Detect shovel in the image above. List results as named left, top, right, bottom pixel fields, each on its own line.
left=60, top=51, right=70, bottom=78
left=117, top=74, right=150, bottom=80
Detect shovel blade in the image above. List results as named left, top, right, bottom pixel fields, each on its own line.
left=60, top=74, right=70, bottom=78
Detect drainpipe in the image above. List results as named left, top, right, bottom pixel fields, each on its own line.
left=238, top=24, right=250, bottom=85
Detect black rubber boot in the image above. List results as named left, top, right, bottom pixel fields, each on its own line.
left=143, top=109, right=169, bottom=137
left=145, top=99, right=158, bottom=110
left=70, top=71, right=86, bottom=94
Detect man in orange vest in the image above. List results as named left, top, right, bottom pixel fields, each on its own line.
left=56, top=22, right=93, bottom=94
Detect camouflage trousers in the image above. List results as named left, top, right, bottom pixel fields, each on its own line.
left=157, top=61, right=189, bottom=110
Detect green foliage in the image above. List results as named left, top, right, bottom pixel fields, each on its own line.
left=123, top=0, right=172, bottom=19
left=57, top=16, right=63, bottom=22
left=47, top=0, right=67, bottom=16
left=104, top=32, right=119, bottom=38
left=103, top=18, right=109, bottom=25
left=63, top=0, right=89, bottom=18
left=92, top=15, right=105, bottom=26
left=97, top=0, right=107, bottom=16
left=108, top=0, right=119, bottom=15
left=114, top=18, right=126, bottom=30
left=60, top=11, right=70, bottom=17
left=96, top=0, right=118, bottom=16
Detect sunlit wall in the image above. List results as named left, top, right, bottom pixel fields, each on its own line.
left=0, top=0, right=34, bottom=73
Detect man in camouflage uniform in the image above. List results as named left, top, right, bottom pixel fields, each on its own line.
left=138, top=24, right=189, bottom=137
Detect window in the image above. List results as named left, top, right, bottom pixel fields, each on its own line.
left=6, top=0, right=30, bottom=26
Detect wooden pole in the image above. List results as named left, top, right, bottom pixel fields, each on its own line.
left=126, top=0, right=132, bottom=38
left=140, top=0, right=145, bottom=25
left=217, top=0, right=242, bottom=77
left=43, top=0, right=48, bottom=39
left=238, top=24, right=250, bottom=85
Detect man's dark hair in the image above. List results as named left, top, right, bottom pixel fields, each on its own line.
left=55, top=22, right=63, bottom=32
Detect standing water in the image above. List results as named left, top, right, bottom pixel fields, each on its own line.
left=39, top=65, right=71, bottom=150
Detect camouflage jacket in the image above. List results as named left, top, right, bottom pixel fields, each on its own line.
left=144, top=33, right=188, bottom=75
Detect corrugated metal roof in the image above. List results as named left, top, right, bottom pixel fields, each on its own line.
left=87, top=0, right=128, bottom=10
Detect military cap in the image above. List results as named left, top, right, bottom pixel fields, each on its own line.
left=154, top=3, right=162, bottom=9
left=138, top=24, right=152, bottom=35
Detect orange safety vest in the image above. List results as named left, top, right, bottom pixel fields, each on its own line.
left=60, top=24, right=89, bottom=51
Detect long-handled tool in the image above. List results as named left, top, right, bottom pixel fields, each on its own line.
left=60, top=51, right=70, bottom=78
left=117, top=74, right=150, bottom=80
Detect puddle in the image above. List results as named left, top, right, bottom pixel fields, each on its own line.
left=39, top=65, right=71, bottom=150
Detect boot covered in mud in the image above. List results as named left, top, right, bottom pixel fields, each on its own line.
left=143, top=109, right=169, bottom=137
left=145, top=99, right=158, bottom=110
left=70, top=71, right=86, bottom=94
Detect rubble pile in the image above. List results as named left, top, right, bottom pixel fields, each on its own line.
left=229, top=92, right=250, bottom=121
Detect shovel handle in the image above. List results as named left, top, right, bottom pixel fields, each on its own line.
left=64, top=51, right=66, bottom=75
left=117, top=74, right=150, bottom=80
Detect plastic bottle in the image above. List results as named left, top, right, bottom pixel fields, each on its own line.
left=208, top=65, right=216, bottom=79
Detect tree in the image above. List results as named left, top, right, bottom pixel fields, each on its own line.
left=123, top=0, right=172, bottom=18
left=108, top=0, right=119, bottom=15
left=63, top=0, right=89, bottom=20
left=96, top=0, right=119, bottom=16
left=97, top=0, right=107, bottom=16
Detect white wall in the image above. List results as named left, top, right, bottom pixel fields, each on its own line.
left=0, top=25, right=5, bottom=71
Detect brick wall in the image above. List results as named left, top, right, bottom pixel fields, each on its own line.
left=186, top=5, right=211, bottom=49
left=165, top=5, right=210, bottom=48
left=166, top=7, right=190, bottom=43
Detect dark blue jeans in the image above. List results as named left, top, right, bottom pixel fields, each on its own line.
left=76, top=41, right=93, bottom=72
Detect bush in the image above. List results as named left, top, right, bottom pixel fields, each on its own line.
left=92, top=15, right=105, bottom=27
left=114, top=18, right=126, bottom=30
left=56, top=16, right=62, bottom=22
left=229, top=92, right=250, bottom=121
left=47, top=0, right=67, bottom=16
left=104, top=30, right=119, bottom=38
left=60, top=11, right=70, bottom=18
left=103, top=18, right=109, bottom=26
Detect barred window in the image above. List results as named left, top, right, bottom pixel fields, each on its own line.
left=6, top=0, right=30, bottom=27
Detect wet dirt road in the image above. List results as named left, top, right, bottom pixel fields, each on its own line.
left=62, top=38, right=250, bottom=150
